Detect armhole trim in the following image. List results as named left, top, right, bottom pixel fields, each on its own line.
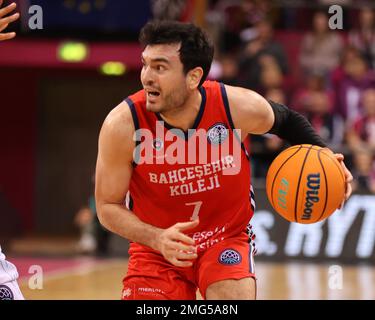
left=125, top=97, right=140, bottom=168
left=219, top=83, right=250, bottom=160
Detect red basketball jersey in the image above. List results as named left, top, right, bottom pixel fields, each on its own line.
left=125, top=80, right=255, bottom=252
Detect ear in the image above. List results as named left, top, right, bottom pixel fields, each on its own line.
left=187, top=67, right=204, bottom=90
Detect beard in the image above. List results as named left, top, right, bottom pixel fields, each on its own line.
left=146, top=86, right=189, bottom=114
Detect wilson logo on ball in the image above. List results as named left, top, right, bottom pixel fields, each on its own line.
left=302, top=173, right=320, bottom=221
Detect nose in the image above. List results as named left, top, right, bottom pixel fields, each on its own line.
left=141, top=65, right=155, bottom=87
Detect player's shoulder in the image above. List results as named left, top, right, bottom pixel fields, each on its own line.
left=223, top=83, right=265, bottom=108
left=100, top=100, right=135, bottom=144
left=222, top=83, right=274, bottom=134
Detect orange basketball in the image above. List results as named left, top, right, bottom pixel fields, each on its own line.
left=266, top=144, right=346, bottom=224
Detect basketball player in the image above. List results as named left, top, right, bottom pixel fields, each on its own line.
left=0, top=0, right=24, bottom=301
left=96, top=21, right=353, bottom=300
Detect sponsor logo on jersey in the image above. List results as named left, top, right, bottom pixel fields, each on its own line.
left=207, top=123, right=228, bottom=145
left=302, top=173, right=320, bottom=221
left=138, top=287, right=165, bottom=295
left=122, top=287, right=132, bottom=299
left=219, top=248, right=242, bottom=265
left=0, top=285, right=14, bottom=300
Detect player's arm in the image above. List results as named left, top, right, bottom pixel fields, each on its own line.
left=95, top=102, right=162, bottom=250
left=0, top=1, right=19, bottom=41
left=225, top=85, right=327, bottom=146
left=95, top=101, right=198, bottom=267
left=224, top=84, right=353, bottom=201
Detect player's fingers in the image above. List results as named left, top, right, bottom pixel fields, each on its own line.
left=0, top=2, right=16, bottom=18
left=170, top=258, right=193, bottom=268
left=0, top=31, right=15, bottom=40
left=165, top=248, right=197, bottom=261
left=343, top=163, right=353, bottom=183
left=345, top=181, right=352, bottom=200
left=167, top=240, right=196, bottom=253
left=171, top=231, right=196, bottom=246
left=0, top=22, right=8, bottom=32
left=174, top=219, right=199, bottom=231
left=338, top=199, right=344, bottom=210
left=334, top=153, right=344, bottom=161
left=173, top=250, right=198, bottom=261
left=0, top=12, right=19, bottom=26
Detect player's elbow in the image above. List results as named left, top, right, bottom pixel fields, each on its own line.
left=95, top=199, right=110, bottom=229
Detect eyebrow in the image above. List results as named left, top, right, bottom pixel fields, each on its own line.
left=141, top=55, right=170, bottom=64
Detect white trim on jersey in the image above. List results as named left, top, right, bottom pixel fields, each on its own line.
left=0, top=246, right=20, bottom=285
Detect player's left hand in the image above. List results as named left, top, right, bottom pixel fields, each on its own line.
left=0, top=1, right=19, bottom=41
left=334, top=153, right=353, bottom=209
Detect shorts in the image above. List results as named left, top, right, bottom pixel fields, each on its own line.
left=0, top=280, right=24, bottom=300
left=122, top=232, right=256, bottom=300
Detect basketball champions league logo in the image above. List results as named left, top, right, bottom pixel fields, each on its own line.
left=0, top=285, right=14, bottom=300
left=207, top=123, right=228, bottom=145
left=133, top=121, right=242, bottom=176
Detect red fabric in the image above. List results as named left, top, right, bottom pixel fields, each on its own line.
left=127, top=80, right=254, bottom=254
left=122, top=233, right=255, bottom=300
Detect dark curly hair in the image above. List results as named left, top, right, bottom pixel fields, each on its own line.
left=139, top=20, right=214, bottom=87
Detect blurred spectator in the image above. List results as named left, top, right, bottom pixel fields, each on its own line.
left=259, top=54, right=284, bottom=93
left=332, top=47, right=375, bottom=124
left=349, top=149, right=375, bottom=193
left=348, top=7, right=375, bottom=69
left=206, top=0, right=271, bottom=53
left=75, top=205, right=96, bottom=254
left=239, top=19, right=288, bottom=91
left=299, top=10, right=343, bottom=78
left=74, top=176, right=111, bottom=256
left=292, top=71, right=333, bottom=112
left=346, top=89, right=375, bottom=193
left=303, top=91, right=345, bottom=149
left=152, top=0, right=189, bottom=21
left=214, top=53, right=241, bottom=86
left=291, top=71, right=344, bottom=149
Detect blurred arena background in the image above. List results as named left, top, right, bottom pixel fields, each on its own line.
left=1, top=0, right=375, bottom=300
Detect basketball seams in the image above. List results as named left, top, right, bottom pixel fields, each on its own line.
left=316, top=149, right=329, bottom=222
left=294, top=145, right=313, bottom=223
left=319, top=150, right=346, bottom=183
left=269, top=145, right=303, bottom=210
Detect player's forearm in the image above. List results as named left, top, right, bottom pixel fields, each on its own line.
left=97, top=203, right=162, bottom=251
left=267, top=100, right=327, bottom=147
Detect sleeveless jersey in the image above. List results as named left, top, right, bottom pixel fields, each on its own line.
left=125, top=80, right=255, bottom=252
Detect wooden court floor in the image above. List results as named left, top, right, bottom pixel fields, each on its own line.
left=16, top=258, right=375, bottom=300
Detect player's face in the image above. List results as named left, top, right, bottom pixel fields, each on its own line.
left=141, top=43, right=190, bottom=113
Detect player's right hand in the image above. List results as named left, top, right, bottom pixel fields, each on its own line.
left=0, top=1, right=19, bottom=41
left=156, top=219, right=199, bottom=268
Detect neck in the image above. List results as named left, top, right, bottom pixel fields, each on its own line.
left=159, top=89, right=202, bottom=131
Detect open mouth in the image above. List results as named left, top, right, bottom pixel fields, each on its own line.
left=147, top=91, right=160, bottom=97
